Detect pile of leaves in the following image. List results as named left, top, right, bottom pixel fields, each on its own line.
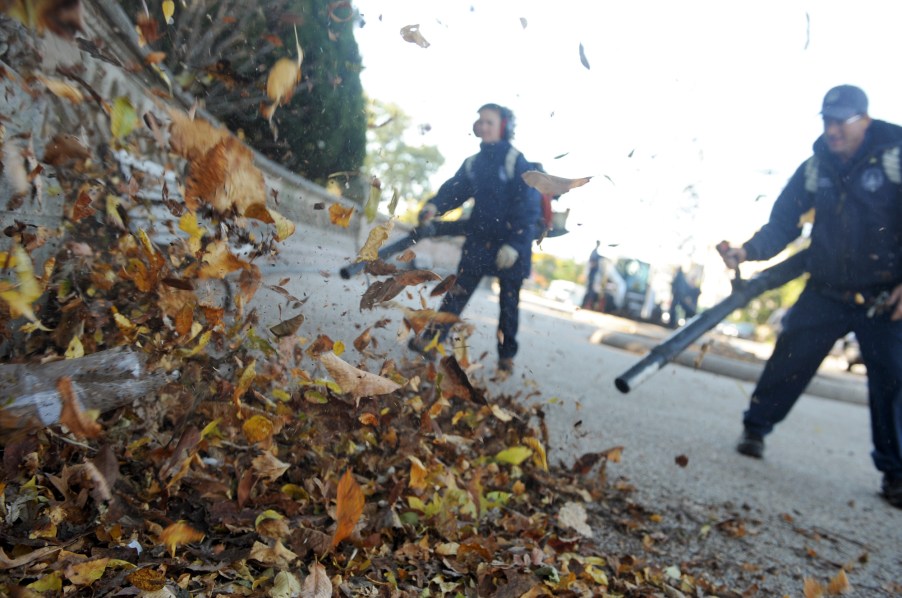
left=0, top=5, right=868, bottom=598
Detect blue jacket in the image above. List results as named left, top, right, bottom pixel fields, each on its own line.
left=743, top=119, right=902, bottom=292
left=429, top=140, right=541, bottom=279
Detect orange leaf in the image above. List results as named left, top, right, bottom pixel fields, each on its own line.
left=186, top=136, right=265, bottom=214
left=242, top=414, right=273, bottom=445
left=328, top=203, right=354, bottom=228
left=145, top=51, right=167, bottom=65
left=803, top=577, right=825, bottom=598
left=167, top=108, right=230, bottom=162
left=826, top=569, right=851, bottom=595
left=331, top=469, right=364, bottom=549
left=159, top=522, right=204, bottom=558
left=57, top=376, right=102, bottom=439
left=198, top=240, right=250, bottom=279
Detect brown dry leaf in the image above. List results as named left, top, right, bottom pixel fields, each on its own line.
left=244, top=203, right=296, bottom=240
left=352, top=327, right=372, bottom=352
left=145, top=51, right=166, bottom=65
left=395, top=269, right=441, bottom=287
left=249, top=540, right=298, bottom=569
left=159, top=522, right=204, bottom=558
left=127, top=568, right=166, bottom=591
left=6, top=0, right=84, bottom=39
left=251, top=451, right=290, bottom=482
left=396, top=249, right=416, bottom=263
left=57, top=376, right=102, bottom=439
left=167, top=108, right=230, bottom=162
left=359, top=279, right=404, bottom=310
left=408, top=456, right=428, bottom=490
left=439, top=356, right=485, bottom=404
left=305, top=334, right=334, bottom=358
left=186, top=136, right=265, bottom=214
left=431, top=274, right=457, bottom=297
left=522, top=170, right=592, bottom=196
left=402, top=308, right=459, bottom=334
left=231, top=359, right=257, bottom=410
left=330, top=469, right=365, bottom=549
left=302, top=561, right=332, bottom=598
left=44, top=134, right=90, bottom=167
left=270, top=313, right=304, bottom=338
left=355, top=220, right=394, bottom=262
left=319, top=351, right=401, bottom=404
left=400, top=24, right=430, bottom=48
left=803, top=577, right=825, bottom=598
left=39, top=76, right=83, bottom=103
left=328, top=203, right=354, bottom=228
left=198, top=240, right=250, bottom=279
left=363, top=259, right=399, bottom=276
left=826, top=569, right=851, bottom=594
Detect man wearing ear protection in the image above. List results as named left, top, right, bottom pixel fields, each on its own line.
left=410, top=103, right=542, bottom=377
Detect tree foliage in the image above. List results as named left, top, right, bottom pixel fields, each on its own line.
left=364, top=99, right=444, bottom=219
left=532, top=253, right=582, bottom=288
left=122, top=0, right=367, bottom=185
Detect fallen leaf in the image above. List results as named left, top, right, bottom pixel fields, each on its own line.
left=242, top=414, right=273, bottom=445
left=252, top=451, right=290, bottom=482
left=302, top=561, right=332, bottom=598
left=408, top=456, right=428, bottom=490
left=0, top=244, right=44, bottom=322
left=331, top=469, right=364, bottom=549
left=64, top=557, right=109, bottom=586
left=558, top=502, right=593, bottom=537
left=400, top=24, right=430, bottom=48
left=675, top=454, right=689, bottom=468
left=58, top=376, right=102, bottom=439
left=43, top=134, right=91, bottom=167
left=127, top=568, right=166, bottom=591
left=198, top=240, right=250, bottom=279
left=826, top=569, right=851, bottom=594
left=39, top=76, right=83, bottom=103
left=522, top=170, right=592, bottom=196
left=249, top=540, right=298, bottom=569
left=271, top=571, right=302, bottom=598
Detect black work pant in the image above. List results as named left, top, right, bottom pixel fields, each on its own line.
left=744, top=287, right=902, bottom=478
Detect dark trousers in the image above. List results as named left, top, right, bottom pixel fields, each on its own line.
left=744, top=287, right=902, bottom=478
left=429, top=261, right=523, bottom=360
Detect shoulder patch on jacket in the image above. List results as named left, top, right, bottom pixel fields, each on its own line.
left=803, top=156, right=819, bottom=193
left=882, top=147, right=902, bottom=184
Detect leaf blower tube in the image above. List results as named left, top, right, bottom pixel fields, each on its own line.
left=339, top=221, right=469, bottom=279
left=614, top=249, right=810, bottom=394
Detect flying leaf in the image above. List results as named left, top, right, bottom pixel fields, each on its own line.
left=302, top=562, right=332, bottom=598
left=578, top=42, right=591, bottom=69
left=266, top=57, right=301, bottom=107
left=178, top=211, right=206, bottom=254
left=159, top=522, right=204, bottom=558
left=402, top=308, right=459, bottom=334
left=198, top=239, right=250, bottom=279
left=352, top=327, right=372, bottom=352
left=522, top=170, right=592, bottom=196
left=167, top=108, right=230, bottom=162
left=0, top=244, right=43, bottom=322
left=244, top=203, right=296, bottom=241
left=270, top=313, right=304, bottom=338
left=65, top=335, right=84, bottom=359
left=355, top=220, right=394, bottom=262
left=44, top=134, right=91, bottom=167
left=329, top=203, right=354, bottom=227
left=39, top=76, right=83, bottom=103
left=232, top=359, right=257, bottom=410
left=186, top=136, right=265, bottom=214
left=58, top=376, right=102, bottom=439
left=400, top=24, right=430, bottom=48
left=319, top=351, right=401, bottom=404
left=495, top=446, right=533, bottom=466
left=430, top=274, right=457, bottom=297
left=162, top=0, right=174, bottom=24
left=523, top=436, right=548, bottom=471
left=111, top=96, right=139, bottom=140
left=387, top=188, right=399, bottom=216
left=331, top=469, right=365, bottom=549
left=364, top=176, right=381, bottom=222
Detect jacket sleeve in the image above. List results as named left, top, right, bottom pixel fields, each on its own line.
left=505, top=154, right=542, bottom=246
left=742, top=160, right=814, bottom=261
left=427, top=162, right=475, bottom=216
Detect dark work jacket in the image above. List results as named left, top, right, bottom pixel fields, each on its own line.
left=429, top=140, right=541, bottom=280
left=743, top=119, right=902, bottom=292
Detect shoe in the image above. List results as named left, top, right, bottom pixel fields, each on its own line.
left=882, top=476, right=902, bottom=509
left=495, top=358, right=514, bottom=379
left=736, top=429, right=765, bottom=459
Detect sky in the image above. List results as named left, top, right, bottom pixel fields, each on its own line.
left=350, top=0, right=902, bottom=287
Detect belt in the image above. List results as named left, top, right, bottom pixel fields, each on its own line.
left=813, top=286, right=894, bottom=316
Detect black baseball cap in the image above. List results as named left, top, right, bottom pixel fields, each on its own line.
left=821, top=85, right=868, bottom=120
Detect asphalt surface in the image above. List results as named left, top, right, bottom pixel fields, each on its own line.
left=250, top=234, right=901, bottom=591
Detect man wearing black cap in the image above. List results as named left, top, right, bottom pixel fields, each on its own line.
left=719, top=85, right=902, bottom=509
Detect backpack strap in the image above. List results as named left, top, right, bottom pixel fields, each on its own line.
left=464, top=146, right=522, bottom=182
left=882, top=146, right=902, bottom=183
left=803, top=156, right=819, bottom=193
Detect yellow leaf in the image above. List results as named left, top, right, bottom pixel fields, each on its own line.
left=244, top=203, right=296, bottom=241
left=179, top=329, right=211, bottom=357
left=162, top=0, right=175, bottom=24
left=39, top=76, right=83, bottom=103
left=232, top=359, right=257, bottom=410
left=331, top=469, right=365, bottom=549
left=333, top=340, right=345, bottom=356
left=64, top=557, right=109, bottom=586
left=266, top=57, right=301, bottom=106
left=364, top=177, right=381, bottom=223
left=106, top=194, right=125, bottom=229
left=495, top=446, right=533, bottom=466
left=242, top=414, right=273, bottom=445
left=523, top=437, right=548, bottom=471
left=0, top=244, right=43, bottom=322
left=408, top=456, right=428, bottom=490
left=64, top=335, right=84, bottom=359
left=111, top=96, right=139, bottom=140
left=199, top=239, right=250, bottom=279
left=355, top=220, right=394, bottom=262
left=254, top=509, right=284, bottom=529
left=329, top=203, right=354, bottom=228
left=200, top=418, right=222, bottom=440
left=27, top=571, right=62, bottom=592
left=522, top=170, right=592, bottom=196
left=159, top=522, right=204, bottom=558
left=179, top=211, right=206, bottom=253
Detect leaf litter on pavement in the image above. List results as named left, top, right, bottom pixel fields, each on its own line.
left=0, top=4, right=893, bottom=597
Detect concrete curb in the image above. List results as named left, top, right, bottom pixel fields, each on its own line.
left=591, top=330, right=868, bottom=406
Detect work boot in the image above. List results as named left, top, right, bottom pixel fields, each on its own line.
left=882, top=476, right=902, bottom=509
left=736, top=429, right=765, bottom=459
left=496, top=358, right=514, bottom=380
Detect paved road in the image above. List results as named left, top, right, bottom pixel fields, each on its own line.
left=252, top=237, right=901, bottom=589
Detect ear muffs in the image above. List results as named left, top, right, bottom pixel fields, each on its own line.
left=499, top=117, right=507, bottom=140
